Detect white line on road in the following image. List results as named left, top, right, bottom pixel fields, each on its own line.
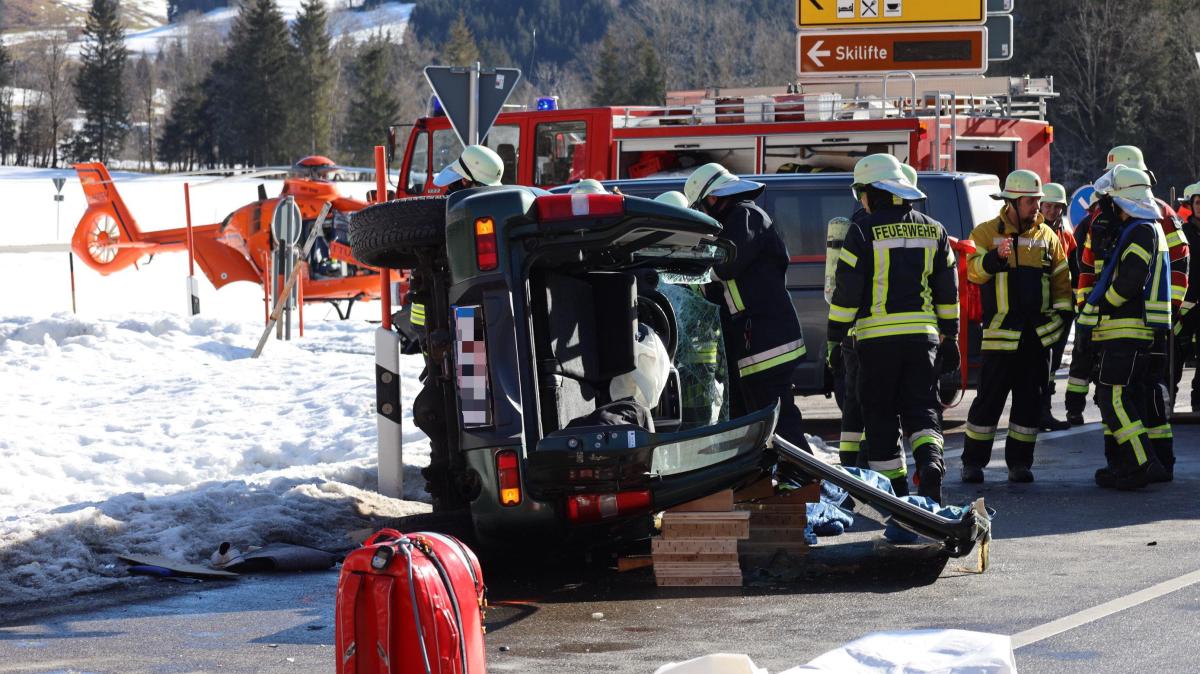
left=1012, top=568, right=1200, bottom=649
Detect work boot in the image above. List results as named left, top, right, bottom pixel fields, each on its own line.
left=1094, top=466, right=1118, bottom=489
left=917, top=465, right=944, bottom=504
left=1066, top=411, right=1086, bottom=426
left=889, top=476, right=910, bottom=497
left=1007, top=467, right=1035, bottom=483
left=960, top=464, right=984, bottom=484
left=1097, top=462, right=1161, bottom=490
left=1040, top=411, right=1071, bottom=432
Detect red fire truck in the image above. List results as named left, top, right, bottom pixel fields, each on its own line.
left=390, top=75, right=1058, bottom=196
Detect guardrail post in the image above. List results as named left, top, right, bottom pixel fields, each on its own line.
left=373, top=144, right=404, bottom=498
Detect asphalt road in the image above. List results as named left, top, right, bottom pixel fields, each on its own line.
left=3, top=380, right=1199, bottom=673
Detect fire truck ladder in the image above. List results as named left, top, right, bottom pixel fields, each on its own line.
left=926, top=90, right=958, bottom=173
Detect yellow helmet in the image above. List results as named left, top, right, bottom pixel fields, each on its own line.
left=993, top=170, right=1045, bottom=200
left=1042, top=182, right=1068, bottom=206
left=851, top=153, right=925, bottom=200
left=654, top=191, right=690, bottom=208
left=683, top=163, right=763, bottom=206
left=1105, top=145, right=1147, bottom=171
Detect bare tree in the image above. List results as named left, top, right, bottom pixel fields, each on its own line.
left=130, top=54, right=158, bottom=169
left=26, top=32, right=74, bottom=167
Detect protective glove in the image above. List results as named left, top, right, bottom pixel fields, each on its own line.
left=826, top=340, right=843, bottom=371
left=938, top=337, right=961, bottom=375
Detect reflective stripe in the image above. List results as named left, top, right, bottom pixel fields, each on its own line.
left=1009, top=428, right=1037, bottom=443
left=968, top=253, right=990, bottom=279
left=872, top=246, right=889, bottom=314
left=965, top=423, right=996, bottom=442
left=1052, top=300, right=1073, bottom=312
left=723, top=280, right=746, bottom=315
left=981, top=340, right=1021, bottom=351
left=1094, top=328, right=1154, bottom=342
left=1054, top=260, right=1069, bottom=275
left=1172, top=286, right=1186, bottom=302
left=1066, top=376, right=1090, bottom=394
left=936, top=303, right=959, bottom=320
left=1036, top=314, right=1063, bottom=336
left=873, top=238, right=938, bottom=249
left=856, top=311, right=937, bottom=329
left=1111, top=385, right=1148, bottom=465
left=737, top=340, right=806, bottom=376
left=838, top=247, right=859, bottom=267
left=1146, top=424, right=1173, bottom=440
left=1122, top=244, right=1151, bottom=264
left=855, top=323, right=939, bottom=341
left=910, top=429, right=943, bottom=450
left=1165, top=229, right=1185, bottom=247
left=982, top=326, right=1021, bottom=340
left=829, top=304, right=858, bottom=323
left=840, top=432, right=863, bottom=442
left=993, top=236, right=1048, bottom=249
left=1104, top=286, right=1127, bottom=307
left=868, top=458, right=907, bottom=478
left=410, top=303, right=426, bottom=326
left=996, top=271, right=1010, bottom=314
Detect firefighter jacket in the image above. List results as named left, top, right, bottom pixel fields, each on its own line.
left=967, top=206, right=1072, bottom=351
left=1048, top=217, right=1079, bottom=287
left=1077, top=218, right=1171, bottom=343
left=1076, top=199, right=1188, bottom=311
left=704, top=200, right=805, bottom=378
left=1182, top=213, right=1200, bottom=312
left=827, top=204, right=959, bottom=344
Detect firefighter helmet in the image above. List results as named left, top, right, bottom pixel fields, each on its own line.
left=901, top=163, right=919, bottom=187
left=1106, top=145, right=1148, bottom=171
left=851, top=154, right=924, bottom=200
left=654, top=191, right=690, bottom=208
left=993, top=170, right=1045, bottom=200
left=1183, top=183, right=1200, bottom=202
left=569, top=179, right=607, bottom=194
left=1043, top=182, right=1068, bottom=206
left=684, top=163, right=764, bottom=207
left=433, top=144, right=504, bottom=187
left=1104, top=166, right=1161, bottom=220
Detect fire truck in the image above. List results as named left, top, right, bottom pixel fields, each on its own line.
left=390, top=74, right=1058, bottom=196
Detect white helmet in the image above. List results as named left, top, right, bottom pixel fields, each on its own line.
left=901, top=163, right=919, bottom=188
left=654, top=191, right=690, bottom=208
left=569, top=178, right=607, bottom=194
left=852, top=153, right=924, bottom=201
left=993, top=170, right=1045, bottom=200
left=1100, top=166, right=1161, bottom=220
left=1042, top=182, right=1068, bottom=206
left=683, top=163, right=764, bottom=207
left=1105, top=145, right=1148, bottom=171
left=433, top=144, right=504, bottom=187
left=1183, top=183, right=1200, bottom=202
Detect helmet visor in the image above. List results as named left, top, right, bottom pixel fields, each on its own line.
left=709, top=178, right=766, bottom=200
left=1113, top=196, right=1161, bottom=220
left=873, top=179, right=926, bottom=201
left=433, top=160, right=468, bottom=187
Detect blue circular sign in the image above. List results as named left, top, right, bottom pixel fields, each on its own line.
left=1068, top=185, right=1095, bottom=230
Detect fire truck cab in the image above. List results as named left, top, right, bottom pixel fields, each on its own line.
left=393, top=75, right=1058, bottom=197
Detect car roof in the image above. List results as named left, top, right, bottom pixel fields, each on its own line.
left=553, top=171, right=997, bottom=193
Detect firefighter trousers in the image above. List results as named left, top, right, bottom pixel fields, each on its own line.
left=1172, top=309, right=1200, bottom=411
left=962, top=332, right=1049, bottom=471
left=1042, top=317, right=1071, bottom=412
left=731, top=361, right=811, bottom=454
left=1095, top=342, right=1166, bottom=474
left=1065, top=329, right=1094, bottom=417
left=837, top=337, right=867, bottom=469
left=855, top=339, right=944, bottom=497
left=1143, top=337, right=1174, bottom=470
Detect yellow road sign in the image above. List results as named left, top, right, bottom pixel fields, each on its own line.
left=797, top=0, right=985, bottom=29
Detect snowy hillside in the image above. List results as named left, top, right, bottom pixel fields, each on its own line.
left=0, top=167, right=431, bottom=607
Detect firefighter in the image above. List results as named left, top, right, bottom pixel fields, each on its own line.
left=1173, top=183, right=1200, bottom=410
left=432, top=144, right=504, bottom=193
left=1078, top=166, right=1173, bottom=488
left=1039, top=183, right=1077, bottom=431
left=827, top=154, right=958, bottom=500
left=684, top=163, right=811, bottom=454
left=961, top=170, right=1073, bottom=484
left=833, top=164, right=923, bottom=470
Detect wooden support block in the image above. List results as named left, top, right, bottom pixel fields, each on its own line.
left=746, top=511, right=808, bottom=528
left=652, top=562, right=742, bottom=576
left=733, top=477, right=775, bottom=502
left=668, top=489, right=734, bottom=513
left=745, top=526, right=809, bottom=544
left=660, top=511, right=751, bottom=540
left=655, top=573, right=744, bottom=587
left=652, top=538, right=738, bottom=555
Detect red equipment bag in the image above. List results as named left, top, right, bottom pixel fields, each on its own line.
left=335, top=528, right=486, bottom=674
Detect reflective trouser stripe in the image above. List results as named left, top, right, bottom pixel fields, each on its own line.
left=868, top=458, right=907, bottom=479
left=1008, top=423, right=1039, bottom=444
left=1112, top=385, right=1149, bottom=465
left=1146, top=424, right=1173, bottom=440
left=965, top=423, right=997, bottom=442
left=910, top=429, right=943, bottom=450
left=738, top=340, right=806, bottom=376
left=1066, top=377, right=1090, bottom=394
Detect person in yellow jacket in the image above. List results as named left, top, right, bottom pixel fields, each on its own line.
left=961, top=170, right=1073, bottom=483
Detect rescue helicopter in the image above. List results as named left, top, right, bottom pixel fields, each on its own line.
left=71, top=156, right=386, bottom=319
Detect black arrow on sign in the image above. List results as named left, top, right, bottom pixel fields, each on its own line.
left=809, top=0, right=824, bottom=9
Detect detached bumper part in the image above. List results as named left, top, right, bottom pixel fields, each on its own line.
left=774, top=436, right=991, bottom=558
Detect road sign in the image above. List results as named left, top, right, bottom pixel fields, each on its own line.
left=987, top=0, right=1013, bottom=12
left=797, top=27, right=987, bottom=76
left=271, top=196, right=301, bottom=244
left=52, top=177, right=66, bottom=193
left=425, top=64, right=521, bottom=148
left=986, top=14, right=1013, bottom=61
left=1069, top=185, right=1095, bottom=229
left=797, top=0, right=985, bottom=28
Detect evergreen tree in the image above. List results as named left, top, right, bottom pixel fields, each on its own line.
left=629, top=38, right=665, bottom=105
left=443, top=11, right=480, bottom=66
left=0, top=39, right=15, bottom=165
left=216, top=0, right=296, bottom=166
left=73, top=0, right=130, bottom=163
left=591, top=32, right=626, bottom=105
left=343, top=37, right=400, bottom=166
left=291, top=0, right=335, bottom=156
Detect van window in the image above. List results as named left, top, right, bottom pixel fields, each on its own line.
left=915, top=179, right=963, bottom=238
left=483, top=124, right=520, bottom=185
left=759, top=187, right=858, bottom=259
left=406, top=130, right=429, bottom=193
left=966, top=178, right=1003, bottom=229
left=534, top=121, right=588, bottom=186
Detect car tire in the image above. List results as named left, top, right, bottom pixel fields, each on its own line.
left=349, top=196, right=447, bottom=269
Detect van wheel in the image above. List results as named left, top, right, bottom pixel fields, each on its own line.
left=349, top=196, right=446, bottom=269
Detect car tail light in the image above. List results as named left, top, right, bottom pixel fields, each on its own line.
left=454, top=305, right=491, bottom=427
left=474, top=217, right=497, bottom=271
left=565, top=490, right=652, bottom=524
left=535, top=194, right=624, bottom=222
left=495, top=450, right=521, bottom=506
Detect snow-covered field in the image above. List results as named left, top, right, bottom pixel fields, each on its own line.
left=0, top=167, right=430, bottom=608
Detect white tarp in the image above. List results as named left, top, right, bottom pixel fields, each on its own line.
left=656, top=630, right=1017, bottom=674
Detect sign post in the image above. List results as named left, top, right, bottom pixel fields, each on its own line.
left=52, top=178, right=76, bottom=314
left=183, top=183, right=200, bottom=316
left=270, top=196, right=302, bottom=340
left=798, top=27, right=988, bottom=76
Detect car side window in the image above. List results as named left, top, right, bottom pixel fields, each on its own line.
left=915, top=179, right=965, bottom=238
left=758, top=187, right=858, bottom=259
left=534, top=121, right=587, bottom=187
left=406, top=130, right=429, bottom=194
left=482, top=125, right=520, bottom=185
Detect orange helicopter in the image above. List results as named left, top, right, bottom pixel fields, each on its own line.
left=71, top=156, right=391, bottom=319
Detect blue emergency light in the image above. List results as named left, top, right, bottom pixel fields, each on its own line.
left=536, top=96, right=559, bottom=111
left=430, top=95, right=444, bottom=116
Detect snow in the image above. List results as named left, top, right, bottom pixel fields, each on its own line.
left=0, top=166, right=431, bottom=607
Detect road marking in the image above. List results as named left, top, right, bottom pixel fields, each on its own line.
left=1012, top=568, right=1200, bottom=649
